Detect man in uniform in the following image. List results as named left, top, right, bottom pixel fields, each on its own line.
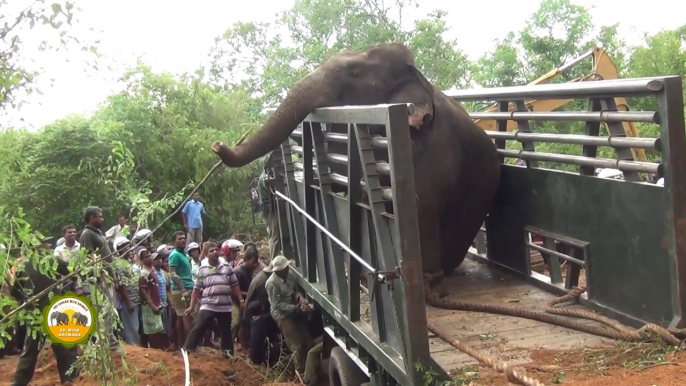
left=265, top=255, right=313, bottom=374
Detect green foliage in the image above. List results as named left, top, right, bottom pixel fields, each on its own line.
left=0, top=64, right=263, bottom=240
left=210, top=0, right=469, bottom=106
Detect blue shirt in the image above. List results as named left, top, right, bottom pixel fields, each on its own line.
left=155, top=268, right=167, bottom=307
left=182, top=200, right=205, bottom=228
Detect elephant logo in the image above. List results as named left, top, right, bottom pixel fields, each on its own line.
left=42, top=292, right=97, bottom=348
left=50, top=311, right=69, bottom=326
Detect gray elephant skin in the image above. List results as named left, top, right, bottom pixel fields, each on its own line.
left=212, top=43, right=501, bottom=275
left=50, top=311, right=69, bottom=326
left=71, top=312, right=88, bottom=326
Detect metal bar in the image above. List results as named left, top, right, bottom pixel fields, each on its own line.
left=527, top=242, right=586, bottom=267
left=280, top=141, right=308, bottom=270
left=487, top=131, right=660, bottom=150
left=302, top=124, right=317, bottom=281
left=514, top=100, right=538, bottom=168
left=323, top=153, right=391, bottom=176
left=498, top=149, right=661, bottom=174
left=348, top=123, right=363, bottom=323
left=657, top=76, right=686, bottom=329
left=310, top=122, right=350, bottom=310
left=580, top=99, right=603, bottom=175
left=469, top=110, right=658, bottom=123
left=543, top=237, right=563, bottom=284
left=558, top=49, right=595, bottom=72
left=266, top=103, right=416, bottom=125
left=599, top=98, right=641, bottom=182
left=445, top=77, right=668, bottom=101
left=386, top=103, right=430, bottom=385
left=355, top=121, right=406, bottom=360
left=298, top=166, right=394, bottom=201
left=292, top=145, right=303, bottom=154
left=274, top=190, right=377, bottom=273
left=326, top=153, right=348, bottom=166
left=290, top=271, right=408, bottom=385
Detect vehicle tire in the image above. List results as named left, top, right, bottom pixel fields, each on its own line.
left=329, top=346, right=368, bottom=386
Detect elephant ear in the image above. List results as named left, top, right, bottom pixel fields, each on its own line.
left=408, top=63, right=437, bottom=124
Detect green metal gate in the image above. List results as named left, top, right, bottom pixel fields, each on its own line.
left=453, top=75, right=686, bottom=328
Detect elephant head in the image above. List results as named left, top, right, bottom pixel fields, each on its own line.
left=212, top=43, right=437, bottom=167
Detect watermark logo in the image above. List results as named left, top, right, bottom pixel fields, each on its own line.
left=42, top=292, right=97, bottom=348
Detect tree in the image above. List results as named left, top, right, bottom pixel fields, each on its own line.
left=0, top=64, right=263, bottom=240
left=473, top=0, right=628, bottom=87
left=209, top=0, right=470, bottom=106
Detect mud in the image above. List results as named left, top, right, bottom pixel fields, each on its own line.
left=453, top=341, right=685, bottom=385
left=0, top=345, right=272, bottom=386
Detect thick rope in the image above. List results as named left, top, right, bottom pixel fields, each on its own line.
left=427, top=323, right=543, bottom=386
left=423, top=273, right=683, bottom=385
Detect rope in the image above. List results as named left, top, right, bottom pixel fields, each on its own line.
left=427, top=323, right=543, bottom=386
left=423, top=273, right=684, bottom=385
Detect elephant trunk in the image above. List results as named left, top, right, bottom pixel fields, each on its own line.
left=213, top=70, right=329, bottom=167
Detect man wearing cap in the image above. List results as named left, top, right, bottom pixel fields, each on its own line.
left=133, top=228, right=155, bottom=253
left=187, top=242, right=201, bottom=280
left=265, top=255, right=313, bottom=374
left=217, top=239, right=243, bottom=268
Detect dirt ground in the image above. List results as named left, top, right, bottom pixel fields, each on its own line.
left=449, top=340, right=686, bottom=385
left=0, top=344, right=289, bottom=386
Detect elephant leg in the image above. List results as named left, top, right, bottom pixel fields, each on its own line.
left=439, top=202, right=485, bottom=275
left=417, top=203, right=443, bottom=275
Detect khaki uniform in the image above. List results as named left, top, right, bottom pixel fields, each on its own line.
left=265, top=272, right=312, bottom=373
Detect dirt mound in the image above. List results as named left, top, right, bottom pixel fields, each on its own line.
left=0, top=345, right=269, bottom=386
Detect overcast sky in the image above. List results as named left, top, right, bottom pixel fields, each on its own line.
left=4, top=0, right=684, bottom=130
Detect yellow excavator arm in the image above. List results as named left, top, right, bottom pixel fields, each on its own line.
left=474, top=48, right=648, bottom=162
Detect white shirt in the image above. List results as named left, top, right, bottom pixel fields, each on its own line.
left=54, top=241, right=81, bottom=263
left=201, top=256, right=228, bottom=267
left=105, top=224, right=125, bottom=239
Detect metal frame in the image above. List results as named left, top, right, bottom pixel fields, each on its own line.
left=455, top=75, right=686, bottom=328
left=266, top=103, right=430, bottom=386
left=262, top=75, right=686, bottom=386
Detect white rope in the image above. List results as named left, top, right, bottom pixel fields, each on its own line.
left=182, top=348, right=191, bottom=386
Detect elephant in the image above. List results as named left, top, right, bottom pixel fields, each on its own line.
left=212, top=43, right=501, bottom=275
left=50, top=311, right=69, bottom=326
left=71, top=312, right=88, bottom=327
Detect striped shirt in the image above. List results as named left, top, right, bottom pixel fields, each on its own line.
left=155, top=268, right=167, bottom=307
left=194, top=262, right=239, bottom=312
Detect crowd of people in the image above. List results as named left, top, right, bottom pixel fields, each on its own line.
left=3, top=161, right=327, bottom=386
